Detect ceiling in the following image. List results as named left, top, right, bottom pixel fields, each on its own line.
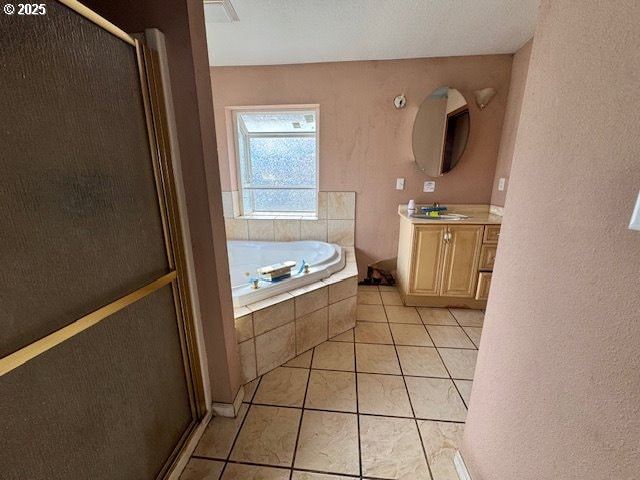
left=204, top=0, right=539, bottom=67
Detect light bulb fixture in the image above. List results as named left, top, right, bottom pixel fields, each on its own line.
left=473, top=87, right=497, bottom=110
left=394, top=94, right=407, bottom=109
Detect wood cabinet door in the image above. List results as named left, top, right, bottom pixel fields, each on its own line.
left=410, top=226, right=446, bottom=295
left=476, top=272, right=493, bottom=300
left=483, top=225, right=501, bottom=244
left=440, top=225, right=483, bottom=297
left=479, top=244, right=498, bottom=271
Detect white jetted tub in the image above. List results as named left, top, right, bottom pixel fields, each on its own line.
left=228, top=240, right=346, bottom=307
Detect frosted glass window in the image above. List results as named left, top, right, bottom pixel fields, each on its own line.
left=236, top=109, right=318, bottom=215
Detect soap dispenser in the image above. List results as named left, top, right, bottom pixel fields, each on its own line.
left=407, top=199, right=415, bottom=216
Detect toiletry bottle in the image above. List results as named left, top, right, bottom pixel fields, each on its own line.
left=408, top=199, right=415, bottom=216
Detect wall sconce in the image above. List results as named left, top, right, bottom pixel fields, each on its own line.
left=394, top=94, right=407, bottom=109
left=473, top=88, right=497, bottom=110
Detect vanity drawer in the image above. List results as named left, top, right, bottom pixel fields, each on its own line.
left=483, top=225, right=501, bottom=244
left=475, top=272, right=492, bottom=301
left=479, top=245, right=497, bottom=270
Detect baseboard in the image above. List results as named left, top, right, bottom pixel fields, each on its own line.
left=212, top=385, right=245, bottom=418
left=166, top=409, right=213, bottom=480
left=454, top=450, right=473, bottom=480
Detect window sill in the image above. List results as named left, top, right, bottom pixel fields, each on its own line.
left=236, top=214, right=319, bottom=221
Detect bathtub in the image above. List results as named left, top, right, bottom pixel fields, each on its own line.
left=228, top=240, right=346, bottom=307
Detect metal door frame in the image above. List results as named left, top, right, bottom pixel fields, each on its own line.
left=0, top=1, right=207, bottom=478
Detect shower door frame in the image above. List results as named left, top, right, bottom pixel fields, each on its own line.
left=0, top=1, right=208, bottom=478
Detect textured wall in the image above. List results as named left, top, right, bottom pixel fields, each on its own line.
left=490, top=39, right=533, bottom=207
left=462, top=2, right=640, bottom=479
left=83, top=0, right=241, bottom=404
left=210, top=56, right=512, bottom=272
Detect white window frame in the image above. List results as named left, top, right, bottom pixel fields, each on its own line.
left=232, top=106, right=320, bottom=217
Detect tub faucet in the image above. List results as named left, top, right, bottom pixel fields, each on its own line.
left=250, top=278, right=260, bottom=289
left=304, top=264, right=310, bottom=274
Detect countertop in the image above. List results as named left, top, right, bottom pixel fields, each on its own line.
left=398, top=204, right=503, bottom=225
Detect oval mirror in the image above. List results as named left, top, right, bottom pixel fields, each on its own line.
left=412, top=87, right=470, bottom=177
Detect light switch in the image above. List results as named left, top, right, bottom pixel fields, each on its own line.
left=629, top=191, right=640, bottom=231
left=423, top=181, right=435, bottom=193
left=396, top=178, right=405, bottom=190
left=498, top=177, right=506, bottom=191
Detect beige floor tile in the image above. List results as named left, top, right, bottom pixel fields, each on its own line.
left=284, top=350, right=313, bottom=368
left=294, top=410, right=359, bottom=475
left=463, top=326, right=482, bottom=348
left=312, top=341, right=355, bottom=371
left=221, top=463, right=290, bottom=480
left=329, top=329, right=354, bottom=342
left=454, top=380, right=473, bottom=405
left=417, top=307, right=458, bottom=325
left=356, top=344, right=401, bottom=374
left=180, top=458, right=225, bottom=480
left=305, top=370, right=357, bottom=413
left=438, top=348, right=478, bottom=380
left=358, top=285, right=379, bottom=292
left=194, top=404, right=249, bottom=459
left=419, top=420, right=465, bottom=480
left=390, top=323, right=433, bottom=346
left=378, top=285, right=399, bottom=291
left=356, top=304, right=388, bottom=322
left=360, top=416, right=430, bottom=479
left=426, top=326, right=476, bottom=348
left=243, top=378, right=260, bottom=402
left=253, top=367, right=309, bottom=407
left=380, top=290, right=403, bottom=306
left=357, top=289, right=382, bottom=305
left=357, top=373, right=413, bottom=417
left=405, top=377, right=467, bottom=422
left=292, top=472, right=353, bottom=480
left=385, top=305, right=422, bottom=324
left=396, top=346, right=448, bottom=377
left=230, top=405, right=301, bottom=467
left=449, top=308, right=484, bottom=327
left=355, top=322, right=393, bottom=344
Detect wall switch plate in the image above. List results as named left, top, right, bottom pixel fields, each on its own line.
left=423, top=181, right=436, bottom=193
left=396, top=178, right=405, bottom=190
left=498, top=177, right=506, bottom=191
left=629, top=191, right=640, bottom=231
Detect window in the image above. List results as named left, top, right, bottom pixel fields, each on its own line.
left=234, top=108, right=318, bottom=216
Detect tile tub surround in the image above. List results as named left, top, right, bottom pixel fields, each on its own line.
left=184, top=285, right=483, bottom=480
left=223, top=191, right=356, bottom=246
left=234, top=248, right=358, bottom=382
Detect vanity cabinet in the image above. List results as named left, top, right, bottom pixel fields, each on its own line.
left=397, top=206, right=501, bottom=308
left=410, top=225, right=482, bottom=297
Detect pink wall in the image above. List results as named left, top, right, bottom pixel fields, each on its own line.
left=462, top=1, right=640, bottom=479
left=490, top=39, right=533, bottom=207
left=210, top=56, right=512, bottom=272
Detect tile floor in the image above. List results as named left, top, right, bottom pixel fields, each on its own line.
left=182, top=286, right=484, bottom=480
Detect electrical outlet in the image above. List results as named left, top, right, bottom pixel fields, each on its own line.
left=396, top=178, right=405, bottom=190
left=423, top=181, right=435, bottom=193
left=498, top=177, right=506, bottom=191
left=629, top=191, right=640, bottom=231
